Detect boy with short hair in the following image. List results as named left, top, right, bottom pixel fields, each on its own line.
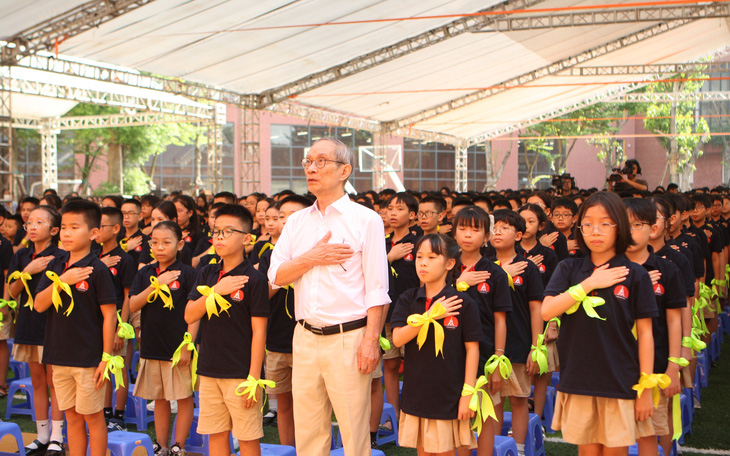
left=490, top=209, right=544, bottom=456
left=550, top=198, right=582, bottom=259
left=98, top=207, right=136, bottom=431
left=34, top=200, right=118, bottom=456
left=418, top=196, right=448, bottom=235
left=256, top=195, right=312, bottom=446
left=14, top=196, right=40, bottom=251
left=185, top=204, right=269, bottom=456
left=119, top=199, right=149, bottom=265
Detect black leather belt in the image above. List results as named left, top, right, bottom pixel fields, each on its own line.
left=298, top=317, right=367, bottom=336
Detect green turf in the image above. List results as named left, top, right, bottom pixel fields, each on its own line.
left=2, top=335, right=729, bottom=455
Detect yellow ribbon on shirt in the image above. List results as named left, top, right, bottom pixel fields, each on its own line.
left=258, top=242, right=274, bottom=258
left=461, top=375, right=497, bottom=436
left=493, top=261, right=515, bottom=290
left=249, top=234, right=258, bottom=245
left=485, top=354, right=513, bottom=380
left=407, top=302, right=447, bottom=357
left=148, top=276, right=174, bottom=310
left=632, top=372, right=671, bottom=407
left=456, top=281, right=470, bottom=292
left=116, top=310, right=135, bottom=339
left=197, top=285, right=232, bottom=318
left=102, top=352, right=126, bottom=391
left=119, top=238, right=128, bottom=251
left=531, top=334, right=549, bottom=375
left=235, top=375, right=275, bottom=411
left=171, top=332, right=199, bottom=388
left=566, top=284, right=606, bottom=320
left=7, top=271, right=33, bottom=311
left=390, top=266, right=398, bottom=279
left=45, top=271, right=74, bottom=316
left=21, top=238, right=29, bottom=247
left=0, top=300, right=18, bottom=324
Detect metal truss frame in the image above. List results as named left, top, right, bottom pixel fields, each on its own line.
left=40, top=118, right=59, bottom=190
left=606, top=91, right=730, bottom=103
left=455, top=146, right=469, bottom=192
left=257, top=0, right=548, bottom=107
left=564, top=61, right=730, bottom=76
left=1, top=0, right=158, bottom=65
left=0, top=76, right=12, bottom=201
left=388, top=17, right=700, bottom=129
left=11, top=112, right=200, bottom=130
left=240, top=108, right=261, bottom=194
left=479, top=3, right=730, bottom=32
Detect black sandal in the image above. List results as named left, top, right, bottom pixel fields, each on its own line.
left=0, top=385, right=8, bottom=398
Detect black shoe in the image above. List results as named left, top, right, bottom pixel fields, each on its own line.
left=371, top=439, right=379, bottom=449
left=25, top=440, right=49, bottom=456
left=262, top=410, right=277, bottom=426
left=45, top=441, right=65, bottom=456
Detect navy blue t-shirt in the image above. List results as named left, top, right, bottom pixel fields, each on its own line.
left=99, top=245, right=135, bottom=311
left=655, top=244, right=695, bottom=298
left=385, top=231, right=421, bottom=322
left=517, top=241, right=558, bottom=288
left=544, top=255, right=658, bottom=399
left=258, top=249, right=297, bottom=354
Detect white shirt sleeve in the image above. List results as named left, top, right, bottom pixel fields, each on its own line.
left=360, top=210, right=391, bottom=309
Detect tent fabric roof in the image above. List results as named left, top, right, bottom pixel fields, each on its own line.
left=1, top=0, right=728, bottom=141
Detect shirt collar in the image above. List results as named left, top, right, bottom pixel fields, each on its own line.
left=154, top=259, right=182, bottom=274
left=68, top=251, right=97, bottom=268
left=214, top=258, right=252, bottom=278
left=312, top=193, right=351, bottom=217
left=578, top=253, right=625, bottom=273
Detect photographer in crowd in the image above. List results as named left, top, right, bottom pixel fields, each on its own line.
left=608, top=159, right=648, bottom=193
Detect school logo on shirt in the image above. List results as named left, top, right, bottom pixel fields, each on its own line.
left=513, top=276, right=523, bottom=286
left=76, top=280, right=89, bottom=292
left=185, top=236, right=192, bottom=243
left=614, top=284, right=629, bottom=300
left=110, top=267, right=117, bottom=276
left=404, top=253, right=413, bottom=262
left=444, top=316, right=459, bottom=329
left=135, top=245, right=143, bottom=252
left=549, top=245, right=555, bottom=251
left=569, top=250, right=577, bottom=255
left=654, top=283, right=665, bottom=296
left=478, top=282, right=490, bottom=294
left=231, top=289, right=244, bottom=302
left=538, top=264, right=546, bottom=273
left=169, top=280, right=180, bottom=291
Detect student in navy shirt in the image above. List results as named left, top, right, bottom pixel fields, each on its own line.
left=249, top=204, right=279, bottom=267
left=185, top=204, right=269, bottom=456
left=194, top=203, right=225, bottom=268
left=624, top=198, right=685, bottom=456
left=551, top=198, right=585, bottom=259
left=453, top=207, right=512, bottom=456
left=543, top=192, right=657, bottom=450
left=129, top=221, right=197, bottom=456
left=392, top=234, right=480, bottom=454
left=490, top=209, right=544, bottom=456
left=7, top=206, right=65, bottom=456
left=138, top=202, right=192, bottom=268
left=118, top=199, right=149, bottom=266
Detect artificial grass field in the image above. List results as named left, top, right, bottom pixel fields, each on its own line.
left=3, top=336, right=729, bottom=456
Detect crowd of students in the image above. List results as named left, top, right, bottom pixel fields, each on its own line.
left=0, top=181, right=727, bottom=456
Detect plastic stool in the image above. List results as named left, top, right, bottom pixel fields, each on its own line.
left=696, top=352, right=709, bottom=387
left=0, top=422, right=26, bottom=456
left=86, top=431, right=154, bottom=456
left=500, top=412, right=544, bottom=456
left=529, top=385, right=557, bottom=433
left=8, top=360, right=29, bottom=380
left=629, top=443, right=664, bottom=456
left=679, top=393, right=692, bottom=444
left=720, top=312, right=730, bottom=335
left=376, top=403, right=398, bottom=446
left=124, top=390, right=153, bottom=430
left=5, top=377, right=35, bottom=420
left=383, top=380, right=403, bottom=404
left=130, top=351, right=140, bottom=380
left=260, top=444, right=296, bottom=455
left=172, top=408, right=234, bottom=456
left=692, top=364, right=702, bottom=404
left=489, top=436, right=519, bottom=456
left=710, top=332, right=721, bottom=362
left=330, top=449, right=384, bottom=456
left=551, top=372, right=560, bottom=387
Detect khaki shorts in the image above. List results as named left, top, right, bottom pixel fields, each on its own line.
left=197, top=375, right=263, bottom=441
left=372, top=356, right=383, bottom=380
left=680, top=365, right=693, bottom=389
left=264, top=352, right=293, bottom=394
left=546, top=341, right=560, bottom=373
left=113, top=339, right=128, bottom=358
left=636, top=396, right=670, bottom=437
left=398, top=412, right=477, bottom=453
left=129, top=310, right=141, bottom=329
left=500, top=363, right=531, bottom=398
left=383, top=323, right=404, bottom=360
left=52, top=365, right=105, bottom=415
left=12, top=344, right=43, bottom=364
left=133, top=358, right=193, bottom=401
left=553, top=392, right=637, bottom=447
left=0, top=307, right=14, bottom=340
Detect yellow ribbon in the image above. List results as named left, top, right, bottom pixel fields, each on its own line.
left=45, top=271, right=74, bottom=316
left=494, top=260, right=515, bottom=290
left=547, top=317, right=561, bottom=329
left=632, top=372, right=671, bottom=407
left=197, top=285, right=232, bottom=318
left=531, top=334, right=549, bottom=375
left=119, top=238, right=128, bottom=251
left=171, top=332, right=199, bottom=388
left=249, top=234, right=257, bottom=245
left=21, top=238, right=29, bottom=247
left=456, top=281, right=469, bottom=292
left=407, top=302, right=447, bottom=357
left=379, top=336, right=391, bottom=351
left=207, top=245, right=216, bottom=255
left=672, top=393, right=682, bottom=441
left=148, top=276, right=174, bottom=310
left=461, top=376, right=497, bottom=436
left=485, top=354, right=513, bottom=379
left=566, top=284, right=606, bottom=320
left=8, top=271, right=33, bottom=310
left=235, top=375, right=276, bottom=411
left=282, top=284, right=294, bottom=319
left=116, top=310, right=135, bottom=339
left=101, top=352, right=126, bottom=391
left=258, top=242, right=274, bottom=258
left=0, top=300, right=18, bottom=323
left=668, top=357, right=689, bottom=367
left=390, top=266, right=398, bottom=278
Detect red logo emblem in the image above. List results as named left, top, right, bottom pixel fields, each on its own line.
left=513, top=276, right=523, bottom=286
left=135, top=245, right=142, bottom=252
left=404, top=253, right=413, bottom=262
left=654, top=283, right=665, bottom=295
left=76, top=280, right=89, bottom=292
left=614, top=285, right=629, bottom=300
left=185, top=236, right=192, bottom=243
left=444, top=316, right=459, bottom=329
left=569, top=250, right=577, bottom=255
left=231, top=289, right=244, bottom=302
left=169, top=281, right=180, bottom=291
left=110, top=267, right=117, bottom=276
left=538, top=264, right=546, bottom=273
left=478, top=282, right=490, bottom=294
left=549, top=245, right=555, bottom=250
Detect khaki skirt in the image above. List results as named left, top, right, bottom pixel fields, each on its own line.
left=133, top=358, right=193, bottom=401
left=12, top=343, right=43, bottom=364
left=399, top=411, right=477, bottom=453
left=552, top=392, right=637, bottom=447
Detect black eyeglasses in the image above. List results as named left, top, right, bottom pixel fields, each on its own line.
left=301, top=158, right=346, bottom=169
left=211, top=228, right=246, bottom=239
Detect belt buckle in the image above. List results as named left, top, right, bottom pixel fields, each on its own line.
left=309, top=324, right=324, bottom=335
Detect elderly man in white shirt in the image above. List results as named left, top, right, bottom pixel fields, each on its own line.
left=268, top=137, right=390, bottom=456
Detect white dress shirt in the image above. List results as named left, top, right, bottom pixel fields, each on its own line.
left=268, top=194, right=390, bottom=326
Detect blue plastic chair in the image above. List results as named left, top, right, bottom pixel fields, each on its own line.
left=260, top=444, right=296, bottom=455
left=629, top=443, right=664, bottom=456
left=529, top=385, right=557, bottom=433
left=5, top=377, right=35, bottom=420
left=124, top=390, right=153, bottom=430
left=8, top=360, right=30, bottom=381
left=0, top=422, right=26, bottom=456
left=330, top=449, right=384, bottom=456
left=500, top=412, right=544, bottom=456
left=679, top=393, right=692, bottom=444
left=85, top=431, right=154, bottom=456
left=376, top=403, right=398, bottom=446
left=172, top=408, right=235, bottom=456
